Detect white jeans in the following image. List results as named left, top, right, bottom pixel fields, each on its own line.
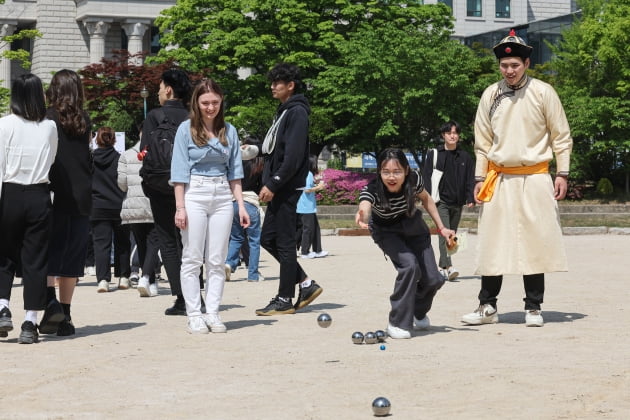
left=180, top=175, right=233, bottom=317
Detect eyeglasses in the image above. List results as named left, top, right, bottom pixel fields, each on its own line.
left=380, top=170, right=405, bottom=178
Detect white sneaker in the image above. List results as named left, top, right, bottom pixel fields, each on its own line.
left=314, top=250, right=329, bottom=258
left=187, top=316, right=210, bottom=334
left=129, top=272, right=140, bottom=285
left=118, top=277, right=130, bottom=290
left=224, top=264, right=232, bottom=281
left=413, top=315, right=430, bottom=331
left=137, top=277, right=151, bottom=297
left=202, top=313, right=227, bottom=333
left=461, top=304, right=499, bottom=325
left=300, top=252, right=316, bottom=259
left=86, top=266, right=96, bottom=276
left=386, top=323, right=411, bottom=339
left=447, top=267, right=459, bottom=281
left=525, top=310, right=544, bottom=327
left=96, top=280, right=109, bottom=293
left=149, top=282, right=158, bottom=297
left=439, top=269, right=449, bottom=281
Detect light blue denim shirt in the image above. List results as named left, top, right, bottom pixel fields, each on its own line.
left=170, top=120, right=244, bottom=184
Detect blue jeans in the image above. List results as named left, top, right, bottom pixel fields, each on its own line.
left=226, top=201, right=261, bottom=280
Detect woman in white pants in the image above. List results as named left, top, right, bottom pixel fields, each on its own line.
left=170, top=79, right=250, bottom=334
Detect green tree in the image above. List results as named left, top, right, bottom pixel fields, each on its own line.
left=550, top=0, right=630, bottom=192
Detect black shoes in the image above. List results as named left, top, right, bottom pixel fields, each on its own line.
left=0, top=306, right=13, bottom=338
left=164, top=296, right=187, bottom=316
left=39, top=298, right=66, bottom=334
left=255, top=296, right=296, bottom=316
left=294, top=281, right=323, bottom=310
left=57, top=316, right=75, bottom=336
left=18, top=321, right=39, bottom=344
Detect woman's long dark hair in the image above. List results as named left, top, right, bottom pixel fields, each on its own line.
left=46, top=69, right=88, bottom=137
left=375, top=148, right=416, bottom=217
left=10, top=74, right=46, bottom=122
left=189, top=78, right=226, bottom=146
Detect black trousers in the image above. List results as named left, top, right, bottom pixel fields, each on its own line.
left=261, top=190, right=307, bottom=299
left=0, top=183, right=51, bottom=310
left=298, top=213, right=322, bottom=254
left=91, top=219, right=131, bottom=281
left=479, top=274, right=545, bottom=310
left=143, top=184, right=182, bottom=296
left=130, top=223, right=160, bottom=283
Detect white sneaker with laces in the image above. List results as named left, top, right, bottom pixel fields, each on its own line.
left=187, top=316, right=210, bottom=334
left=447, top=267, right=459, bottom=281
left=86, top=266, right=96, bottom=276
left=314, top=250, right=328, bottom=258
left=202, top=313, right=227, bottom=333
left=149, top=282, right=158, bottom=297
left=413, top=315, right=430, bottom=331
left=118, top=277, right=130, bottom=290
left=525, top=310, right=544, bottom=327
left=137, top=277, right=151, bottom=297
left=96, top=280, right=109, bottom=293
left=386, top=323, right=411, bottom=339
left=461, top=303, right=499, bottom=325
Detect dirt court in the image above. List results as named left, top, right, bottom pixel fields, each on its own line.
left=1, top=233, right=628, bottom=419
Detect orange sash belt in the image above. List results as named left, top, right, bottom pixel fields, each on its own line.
left=477, top=161, right=549, bottom=202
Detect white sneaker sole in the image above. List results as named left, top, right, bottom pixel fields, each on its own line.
left=138, top=284, right=151, bottom=297
left=461, top=314, right=499, bottom=325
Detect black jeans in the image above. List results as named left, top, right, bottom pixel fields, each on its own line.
left=298, top=213, right=322, bottom=255
left=261, top=190, right=307, bottom=299
left=91, top=219, right=131, bottom=282
left=479, top=274, right=545, bottom=310
left=130, top=223, right=160, bottom=284
left=143, top=184, right=182, bottom=296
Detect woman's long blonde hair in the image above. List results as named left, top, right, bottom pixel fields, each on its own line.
left=189, top=79, right=227, bottom=147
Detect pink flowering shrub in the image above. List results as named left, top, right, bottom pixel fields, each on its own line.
left=317, top=169, right=376, bottom=205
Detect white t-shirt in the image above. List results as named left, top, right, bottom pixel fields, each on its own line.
left=0, top=113, right=58, bottom=185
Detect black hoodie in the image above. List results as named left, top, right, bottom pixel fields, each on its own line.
left=91, top=146, right=124, bottom=220
left=262, top=93, right=310, bottom=195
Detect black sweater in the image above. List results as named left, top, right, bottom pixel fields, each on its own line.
left=91, top=146, right=124, bottom=220
left=422, top=145, right=475, bottom=206
left=262, top=94, right=310, bottom=195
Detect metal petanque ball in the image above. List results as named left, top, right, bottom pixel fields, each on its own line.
left=380, top=344, right=386, bottom=351
left=372, top=397, right=391, bottom=417
left=352, top=331, right=364, bottom=344
left=364, top=331, right=378, bottom=344
left=375, top=330, right=386, bottom=342
left=317, top=313, right=332, bottom=328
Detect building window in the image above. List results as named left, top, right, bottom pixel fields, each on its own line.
left=495, top=0, right=510, bottom=18
left=467, top=0, right=482, bottom=17
left=439, top=0, right=453, bottom=10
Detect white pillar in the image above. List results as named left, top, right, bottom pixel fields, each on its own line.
left=0, top=22, right=17, bottom=89
left=83, top=20, right=111, bottom=64
left=122, top=21, right=150, bottom=66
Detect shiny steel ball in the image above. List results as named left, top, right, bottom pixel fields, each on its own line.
left=351, top=331, right=364, bottom=344
left=317, top=313, right=332, bottom=328
left=375, top=330, right=386, bottom=342
left=364, top=331, right=378, bottom=344
left=372, top=397, right=391, bottom=417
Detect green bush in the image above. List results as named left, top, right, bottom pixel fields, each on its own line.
left=596, top=178, right=614, bottom=196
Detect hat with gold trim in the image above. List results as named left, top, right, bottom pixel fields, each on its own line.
left=493, top=29, right=532, bottom=59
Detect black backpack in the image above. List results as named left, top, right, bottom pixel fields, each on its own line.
left=140, top=108, right=179, bottom=195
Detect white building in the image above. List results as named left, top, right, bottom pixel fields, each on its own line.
left=0, top=0, right=175, bottom=88
left=0, top=0, right=579, bottom=89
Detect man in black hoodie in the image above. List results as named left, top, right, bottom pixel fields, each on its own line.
left=256, top=63, right=323, bottom=315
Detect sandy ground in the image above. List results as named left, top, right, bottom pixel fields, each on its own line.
left=1, top=233, right=628, bottom=420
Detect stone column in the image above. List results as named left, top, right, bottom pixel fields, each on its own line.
left=0, top=22, right=17, bottom=89
left=83, top=20, right=111, bottom=64
left=122, top=21, right=150, bottom=66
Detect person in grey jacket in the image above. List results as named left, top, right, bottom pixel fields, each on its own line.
left=118, top=140, right=161, bottom=298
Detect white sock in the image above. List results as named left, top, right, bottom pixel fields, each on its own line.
left=0, top=298, right=9, bottom=310
left=300, top=279, right=312, bottom=288
left=25, top=310, right=38, bottom=324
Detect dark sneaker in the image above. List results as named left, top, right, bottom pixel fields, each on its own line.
left=0, top=306, right=13, bottom=335
left=255, top=296, right=296, bottom=316
left=18, top=321, right=39, bottom=344
left=38, top=298, right=66, bottom=334
left=294, top=281, right=323, bottom=310
left=57, top=316, right=76, bottom=336
left=164, top=297, right=187, bottom=316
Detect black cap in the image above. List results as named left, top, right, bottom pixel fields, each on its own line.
left=493, top=29, right=533, bottom=59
